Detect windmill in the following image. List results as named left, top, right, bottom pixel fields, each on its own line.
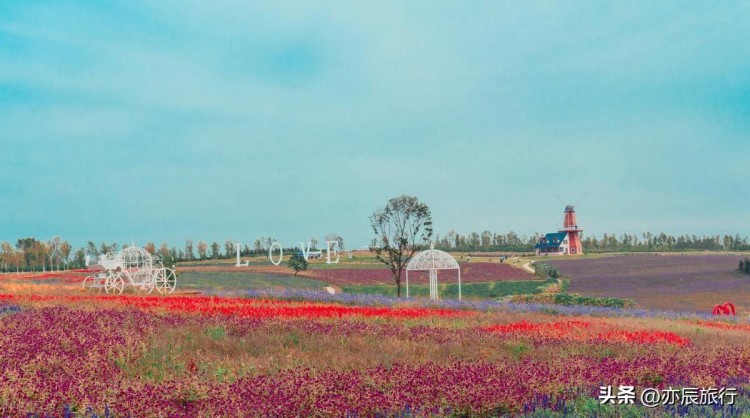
left=554, top=194, right=585, bottom=255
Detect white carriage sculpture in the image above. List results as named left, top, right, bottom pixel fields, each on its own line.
left=82, top=246, right=176, bottom=294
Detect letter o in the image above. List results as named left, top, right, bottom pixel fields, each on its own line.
left=269, top=242, right=283, bottom=266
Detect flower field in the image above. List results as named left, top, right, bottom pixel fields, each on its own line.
left=547, top=254, right=750, bottom=313
left=1, top=289, right=750, bottom=416
left=0, top=271, right=87, bottom=283
left=307, top=262, right=533, bottom=286
left=0, top=293, right=470, bottom=320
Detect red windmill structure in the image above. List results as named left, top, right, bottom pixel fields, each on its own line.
left=535, top=204, right=585, bottom=256
left=560, top=205, right=584, bottom=255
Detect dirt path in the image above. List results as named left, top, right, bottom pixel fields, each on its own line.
left=506, top=257, right=535, bottom=273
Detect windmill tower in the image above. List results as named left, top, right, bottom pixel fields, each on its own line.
left=559, top=205, right=584, bottom=255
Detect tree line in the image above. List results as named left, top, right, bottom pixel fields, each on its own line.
left=1, top=230, right=748, bottom=273
left=432, top=231, right=750, bottom=253
left=0, top=235, right=345, bottom=273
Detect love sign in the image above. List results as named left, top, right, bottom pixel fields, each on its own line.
left=234, top=241, right=340, bottom=267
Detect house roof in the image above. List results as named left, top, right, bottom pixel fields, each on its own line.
left=534, top=232, right=568, bottom=249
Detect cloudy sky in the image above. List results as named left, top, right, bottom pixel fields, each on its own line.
left=1, top=1, right=748, bottom=248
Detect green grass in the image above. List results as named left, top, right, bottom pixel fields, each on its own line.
left=177, top=271, right=327, bottom=291
left=342, top=279, right=551, bottom=299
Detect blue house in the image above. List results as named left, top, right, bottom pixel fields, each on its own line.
left=534, top=232, right=570, bottom=256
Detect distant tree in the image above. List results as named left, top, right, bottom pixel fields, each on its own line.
left=287, top=253, right=309, bottom=276
left=325, top=234, right=344, bottom=251
left=16, top=238, right=39, bottom=270
left=224, top=240, right=235, bottom=258
left=184, top=240, right=195, bottom=261
left=156, top=243, right=174, bottom=267
left=16, top=237, right=37, bottom=251
left=253, top=239, right=263, bottom=255
left=31, top=241, right=48, bottom=272
left=60, top=241, right=72, bottom=270
left=86, top=241, right=99, bottom=257
left=158, top=243, right=170, bottom=259
left=467, top=232, right=478, bottom=248
left=0, top=242, right=11, bottom=273
left=210, top=242, right=220, bottom=259
left=309, top=237, right=318, bottom=251
left=10, top=249, right=24, bottom=273
left=481, top=231, right=492, bottom=249
left=197, top=241, right=208, bottom=260
left=445, top=230, right=457, bottom=249
left=370, top=195, right=433, bottom=297
left=47, top=236, right=62, bottom=271
left=144, top=242, right=156, bottom=254
left=73, top=248, right=86, bottom=269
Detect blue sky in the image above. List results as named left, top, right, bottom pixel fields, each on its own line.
left=1, top=1, right=749, bottom=249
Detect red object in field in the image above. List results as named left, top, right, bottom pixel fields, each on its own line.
left=712, top=302, right=736, bottom=316
left=560, top=205, right=584, bottom=255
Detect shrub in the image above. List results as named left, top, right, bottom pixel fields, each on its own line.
left=533, top=263, right=559, bottom=279
left=509, top=293, right=637, bottom=309
left=287, top=253, right=309, bottom=276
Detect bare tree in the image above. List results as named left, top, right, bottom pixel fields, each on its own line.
left=158, top=243, right=170, bottom=259
left=197, top=241, right=208, bottom=260
left=325, top=234, right=344, bottom=251
left=185, top=240, right=195, bottom=260
left=0, top=242, right=11, bottom=273
left=370, top=195, right=433, bottom=297
left=224, top=240, right=235, bottom=258
left=47, top=236, right=61, bottom=271
left=60, top=241, right=72, bottom=270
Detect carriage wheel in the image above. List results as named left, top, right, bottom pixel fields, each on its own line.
left=143, top=280, right=156, bottom=294
left=82, top=276, right=104, bottom=293
left=138, top=275, right=155, bottom=294
left=156, top=269, right=176, bottom=294
left=131, top=272, right=154, bottom=294
left=105, top=273, right=125, bottom=295
left=82, top=276, right=93, bottom=290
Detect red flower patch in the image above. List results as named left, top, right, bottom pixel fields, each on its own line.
left=0, top=294, right=472, bottom=320
left=483, top=320, right=688, bottom=346
left=694, top=320, right=750, bottom=332
left=596, top=330, right=690, bottom=346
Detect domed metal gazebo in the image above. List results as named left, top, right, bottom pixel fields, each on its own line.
left=406, top=244, right=461, bottom=301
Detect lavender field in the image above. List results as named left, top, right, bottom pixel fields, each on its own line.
left=547, top=254, right=749, bottom=313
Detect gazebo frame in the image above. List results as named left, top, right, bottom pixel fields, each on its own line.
left=405, top=244, right=461, bottom=301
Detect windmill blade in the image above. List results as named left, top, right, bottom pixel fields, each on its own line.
left=554, top=194, right=566, bottom=206
left=574, top=192, right=587, bottom=207
left=553, top=214, right=564, bottom=231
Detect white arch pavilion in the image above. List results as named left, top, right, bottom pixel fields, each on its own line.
left=405, top=244, right=462, bottom=301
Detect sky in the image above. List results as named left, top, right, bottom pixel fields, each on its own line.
left=1, top=1, right=749, bottom=249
